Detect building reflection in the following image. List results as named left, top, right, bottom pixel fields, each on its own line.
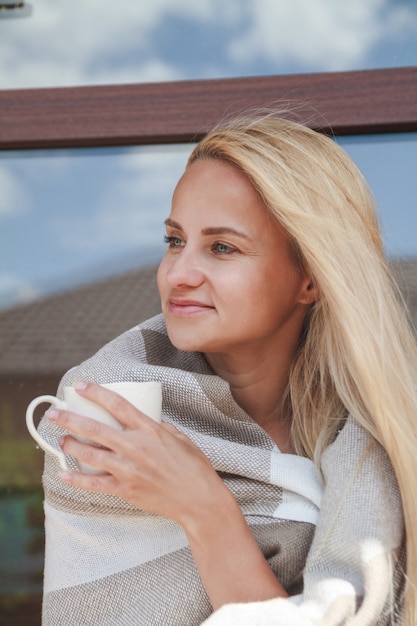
left=0, top=264, right=161, bottom=624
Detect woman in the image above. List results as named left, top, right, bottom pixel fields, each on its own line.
left=41, top=114, right=416, bottom=625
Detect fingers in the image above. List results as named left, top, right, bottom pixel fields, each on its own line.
left=58, top=433, right=112, bottom=473
left=58, top=467, right=119, bottom=495
left=48, top=380, right=160, bottom=446
left=72, top=381, right=159, bottom=430
left=49, top=408, right=122, bottom=450
left=48, top=380, right=167, bottom=489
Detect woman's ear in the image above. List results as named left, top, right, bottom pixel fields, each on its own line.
left=299, top=278, right=319, bottom=305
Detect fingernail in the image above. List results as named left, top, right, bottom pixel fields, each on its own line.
left=49, top=409, right=59, bottom=421
left=74, top=381, right=88, bottom=391
left=58, top=436, right=65, bottom=447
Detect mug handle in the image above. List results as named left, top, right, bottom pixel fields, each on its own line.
left=26, top=395, right=69, bottom=470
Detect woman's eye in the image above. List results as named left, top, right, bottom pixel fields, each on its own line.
left=164, top=235, right=184, bottom=248
left=212, top=242, right=235, bottom=254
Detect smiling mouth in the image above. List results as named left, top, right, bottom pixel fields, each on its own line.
left=168, top=300, right=214, bottom=316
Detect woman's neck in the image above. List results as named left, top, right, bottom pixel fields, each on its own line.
left=204, top=350, right=296, bottom=453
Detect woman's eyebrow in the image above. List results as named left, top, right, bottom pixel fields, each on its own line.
left=164, top=218, right=250, bottom=240
left=201, top=226, right=251, bottom=240
left=164, top=218, right=182, bottom=229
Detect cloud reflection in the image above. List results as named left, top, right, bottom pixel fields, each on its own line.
left=1, top=0, right=416, bottom=89
left=1, top=0, right=416, bottom=308
left=0, top=167, right=29, bottom=217
left=49, top=146, right=190, bottom=254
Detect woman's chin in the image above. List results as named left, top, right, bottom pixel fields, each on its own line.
left=165, top=328, right=203, bottom=353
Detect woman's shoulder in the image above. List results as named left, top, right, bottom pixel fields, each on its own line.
left=323, top=415, right=385, bottom=463
left=322, top=415, right=392, bottom=477
left=321, top=415, right=402, bottom=518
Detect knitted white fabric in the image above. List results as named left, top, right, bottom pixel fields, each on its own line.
left=39, top=314, right=404, bottom=625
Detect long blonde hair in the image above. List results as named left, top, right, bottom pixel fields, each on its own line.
left=188, top=113, right=417, bottom=624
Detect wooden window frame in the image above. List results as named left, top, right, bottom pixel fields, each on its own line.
left=0, top=66, right=416, bottom=151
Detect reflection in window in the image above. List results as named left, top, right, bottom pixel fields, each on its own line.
left=0, top=144, right=191, bottom=309
left=1, top=0, right=417, bottom=89
left=338, top=133, right=417, bottom=259
left=0, top=133, right=416, bottom=624
left=0, top=143, right=190, bottom=624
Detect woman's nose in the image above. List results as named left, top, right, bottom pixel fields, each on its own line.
left=165, top=249, right=205, bottom=289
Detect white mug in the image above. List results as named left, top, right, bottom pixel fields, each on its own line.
left=26, top=381, right=162, bottom=474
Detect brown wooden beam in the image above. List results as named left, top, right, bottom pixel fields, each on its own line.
left=0, top=66, right=416, bottom=150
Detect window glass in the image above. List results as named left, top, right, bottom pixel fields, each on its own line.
left=2, top=2, right=416, bottom=622
left=0, top=144, right=190, bottom=624
left=1, top=134, right=416, bottom=623
left=1, top=134, right=415, bottom=311
left=338, top=133, right=417, bottom=258
left=1, top=0, right=416, bottom=90
left=0, top=145, right=191, bottom=308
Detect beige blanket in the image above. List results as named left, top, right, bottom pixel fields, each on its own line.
left=39, top=314, right=404, bottom=625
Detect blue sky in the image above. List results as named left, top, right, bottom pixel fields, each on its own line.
left=2, top=0, right=417, bottom=88
left=0, top=0, right=416, bottom=308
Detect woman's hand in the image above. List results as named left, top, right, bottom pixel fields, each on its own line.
left=49, top=381, right=288, bottom=608
left=49, top=381, right=223, bottom=526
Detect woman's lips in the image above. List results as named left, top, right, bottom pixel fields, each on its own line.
left=168, top=299, right=214, bottom=316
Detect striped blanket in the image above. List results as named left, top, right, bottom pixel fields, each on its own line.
left=39, top=314, right=404, bottom=625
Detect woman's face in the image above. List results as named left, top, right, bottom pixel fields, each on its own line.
left=157, top=159, right=314, bottom=358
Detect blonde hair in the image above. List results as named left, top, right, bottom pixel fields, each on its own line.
left=188, top=113, right=417, bottom=624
